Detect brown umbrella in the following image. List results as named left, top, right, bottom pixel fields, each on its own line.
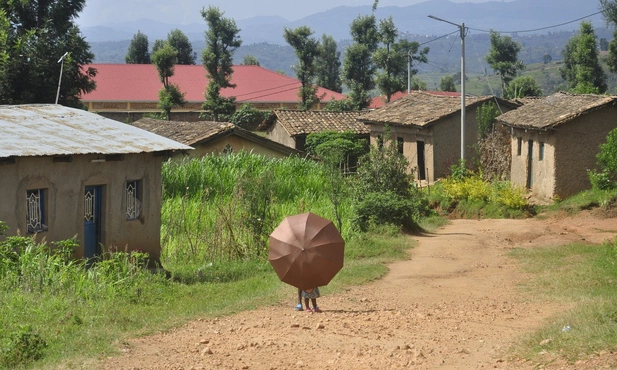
left=268, top=212, right=345, bottom=291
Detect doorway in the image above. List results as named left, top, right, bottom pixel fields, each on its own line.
left=417, top=141, right=426, bottom=181
left=84, top=186, right=103, bottom=260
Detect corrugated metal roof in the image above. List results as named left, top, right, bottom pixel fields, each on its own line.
left=0, top=104, right=193, bottom=158
left=80, top=64, right=347, bottom=104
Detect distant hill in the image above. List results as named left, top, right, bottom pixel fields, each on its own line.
left=84, top=0, right=614, bottom=95
left=80, top=0, right=604, bottom=45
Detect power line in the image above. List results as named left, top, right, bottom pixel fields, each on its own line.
left=418, top=30, right=459, bottom=46
left=468, top=11, right=604, bottom=34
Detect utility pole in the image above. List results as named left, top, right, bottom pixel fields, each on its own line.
left=428, top=16, right=467, bottom=161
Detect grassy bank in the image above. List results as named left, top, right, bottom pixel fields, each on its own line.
left=509, top=235, right=617, bottom=365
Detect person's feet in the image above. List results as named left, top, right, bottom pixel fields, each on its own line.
left=313, top=306, right=322, bottom=313
left=294, top=303, right=303, bottom=311
left=305, top=307, right=313, bottom=312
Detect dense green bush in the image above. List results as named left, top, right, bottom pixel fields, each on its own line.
left=589, top=127, right=617, bottom=190
left=0, top=325, right=47, bottom=368
left=352, top=130, right=430, bottom=231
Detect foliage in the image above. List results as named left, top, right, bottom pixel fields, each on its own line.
left=316, top=34, right=342, bottom=93
left=202, top=6, right=242, bottom=121
left=343, top=9, right=379, bottom=109
left=588, top=127, right=617, bottom=190
left=323, top=98, right=359, bottom=111
left=157, top=84, right=187, bottom=120
left=476, top=101, right=500, bottom=139
left=429, top=165, right=528, bottom=217
left=284, top=26, right=321, bottom=110
left=607, top=29, right=617, bottom=76
left=560, top=21, right=607, bottom=94
left=242, top=54, right=260, bottom=66
left=440, top=75, right=457, bottom=92
left=504, top=75, right=542, bottom=99
left=485, top=30, right=525, bottom=95
left=167, top=29, right=196, bottom=65
left=0, top=325, right=47, bottom=368
left=228, top=103, right=270, bottom=129
left=0, top=0, right=96, bottom=107
left=306, top=131, right=368, bottom=165
left=152, top=43, right=186, bottom=118
left=373, top=16, right=429, bottom=103
left=125, top=30, right=150, bottom=64
left=352, top=129, right=430, bottom=231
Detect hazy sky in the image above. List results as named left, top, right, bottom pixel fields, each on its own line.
left=76, top=0, right=502, bottom=26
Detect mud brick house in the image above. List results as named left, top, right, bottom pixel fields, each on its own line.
left=260, top=110, right=370, bottom=152
left=498, top=92, right=617, bottom=200
left=358, top=92, right=519, bottom=182
left=131, top=118, right=302, bottom=158
left=80, top=64, right=347, bottom=121
left=0, top=105, right=191, bottom=263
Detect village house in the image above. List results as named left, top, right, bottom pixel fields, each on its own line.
left=498, top=92, right=617, bottom=200
left=259, top=110, right=370, bottom=152
left=0, top=105, right=192, bottom=264
left=358, top=92, right=519, bottom=182
left=80, top=64, right=347, bottom=122
left=130, top=118, right=302, bottom=159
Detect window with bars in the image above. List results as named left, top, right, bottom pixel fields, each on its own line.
left=539, top=142, right=545, bottom=161
left=26, top=189, right=47, bottom=233
left=126, top=180, right=142, bottom=220
left=517, top=137, right=522, bottom=156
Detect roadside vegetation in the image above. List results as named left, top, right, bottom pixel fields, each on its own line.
left=1, top=126, right=615, bottom=369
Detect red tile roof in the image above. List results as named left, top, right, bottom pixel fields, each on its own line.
left=81, top=64, right=347, bottom=104
left=369, top=90, right=461, bottom=109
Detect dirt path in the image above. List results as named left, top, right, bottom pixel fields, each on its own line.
left=101, top=212, right=617, bottom=370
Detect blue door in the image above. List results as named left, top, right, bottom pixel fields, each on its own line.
left=84, top=186, right=103, bottom=260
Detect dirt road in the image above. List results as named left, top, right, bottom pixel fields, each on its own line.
left=101, top=212, right=617, bottom=370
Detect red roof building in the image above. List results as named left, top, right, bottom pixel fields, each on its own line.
left=369, top=90, right=461, bottom=109
left=81, top=64, right=347, bottom=112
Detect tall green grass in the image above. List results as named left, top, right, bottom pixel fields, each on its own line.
left=160, top=152, right=355, bottom=280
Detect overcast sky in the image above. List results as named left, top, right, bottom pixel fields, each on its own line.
left=76, top=0, right=503, bottom=26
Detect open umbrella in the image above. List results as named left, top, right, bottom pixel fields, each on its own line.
left=268, top=212, right=345, bottom=291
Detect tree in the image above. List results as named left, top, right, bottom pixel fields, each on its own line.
left=608, top=30, right=617, bottom=76
left=152, top=39, right=165, bottom=55
left=601, top=0, right=617, bottom=26
left=167, top=29, right=196, bottom=65
left=440, top=76, right=457, bottom=92
left=126, top=30, right=150, bottom=64
left=588, top=127, right=617, bottom=190
left=560, top=21, right=607, bottom=94
left=242, top=55, right=260, bottom=66
left=485, top=30, right=524, bottom=95
left=343, top=3, right=379, bottom=109
left=284, top=26, right=320, bottom=110
left=352, top=128, right=429, bottom=232
left=373, top=16, right=428, bottom=103
left=152, top=42, right=186, bottom=119
left=202, top=6, right=242, bottom=121
left=410, top=77, right=427, bottom=91
left=316, top=34, right=342, bottom=93
left=504, top=75, right=542, bottom=99
left=0, top=0, right=96, bottom=107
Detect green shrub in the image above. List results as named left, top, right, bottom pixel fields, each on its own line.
left=589, top=127, right=617, bottom=190
left=352, top=191, right=420, bottom=232
left=0, top=325, right=47, bottom=367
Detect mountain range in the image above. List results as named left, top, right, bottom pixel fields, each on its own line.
left=80, top=0, right=605, bottom=45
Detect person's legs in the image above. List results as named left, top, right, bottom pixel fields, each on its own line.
left=311, top=298, right=321, bottom=312
left=294, top=288, right=303, bottom=310
left=304, top=298, right=312, bottom=311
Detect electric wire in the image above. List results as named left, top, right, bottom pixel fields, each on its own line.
left=468, top=11, right=604, bottom=34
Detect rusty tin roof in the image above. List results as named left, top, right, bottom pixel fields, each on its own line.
left=0, top=104, right=192, bottom=158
